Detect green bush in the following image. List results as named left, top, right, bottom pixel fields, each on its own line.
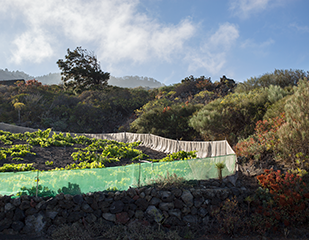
left=277, top=78, right=309, bottom=168
left=130, top=103, right=202, bottom=140
left=263, top=95, right=291, bottom=120
left=235, top=69, right=309, bottom=93
left=189, top=89, right=269, bottom=144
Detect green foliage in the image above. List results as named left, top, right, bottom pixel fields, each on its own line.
left=26, top=129, right=75, bottom=147
left=0, top=128, right=200, bottom=172
left=189, top=89, right=269, bottom=144
left=267, top=85, right=290, bottom=104
left=58, top=182, right=82, bottom=195
left=193, top=90, right=215, bottom=104
left=0, top=151, right=6, bottom=160
left=0, top=130, right=24, bottom=145
left=263, top=94, right=291, bottom=120
left=0, top=144, right=36, bottom=160
left=130, top=103, right=202, bottom=140
left=55, top=160, right=105, bottom=170
left=215, top=162, right=226, bottom=170
left=71, top=139, right=147, bottom=165
left=105, top=186, right=119, bottom=192
left=45, top=161, right=53, bottom=166
left=277, top=78, right=309, bottom=168
left=57, top=46, right=110, bottom=93
left=235, top=78, right=309, bottom=169
left=150, top=150, right=196, bottom=162
left=16, top=182, right=82, bottom=197
left=0, top=163, right=35, bottom=172
left=134, top=98, right=172, bottom=117
left=16, top=185, right=56, bottom=197
left=236, top=69, right=309, bottom=93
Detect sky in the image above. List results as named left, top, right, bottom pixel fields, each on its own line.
left=0, top=0, right=308, bottom=85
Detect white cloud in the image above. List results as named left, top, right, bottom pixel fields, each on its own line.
left=240, top=38, right=274, bottom=56
left=229, top=0, right=283, bottom=19
left=241, top=38, right=274, bottom=48
left=2, top=0, right=196, bottom=66
left=187, top=23, right=239, bottom=75
left=289, top=23, right=309, bottom=33
left=11, top=29, right=54, bottom=64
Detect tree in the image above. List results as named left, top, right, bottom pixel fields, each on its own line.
left=277, top=78, right=309, bottom=168
left=13, top=102, right=25, bottom=123
left=57, top=47, right=110, bottom=92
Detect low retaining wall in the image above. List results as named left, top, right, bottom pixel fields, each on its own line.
left=0, top=173, right=251, bottom=237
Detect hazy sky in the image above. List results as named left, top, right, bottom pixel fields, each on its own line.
left=0, top=0, right=308, bottom=85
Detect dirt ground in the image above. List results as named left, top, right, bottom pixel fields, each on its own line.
left=0, top=140, right=167, bottom=171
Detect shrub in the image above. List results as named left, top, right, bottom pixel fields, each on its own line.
left=211, top=196, right=246, bottom=236
left=267, top=85, right=290, bottom=104
left=130, top=103, right=202, bottom=140
left=234, top=113, right=286, bottom=161
left=263, top=95, right=290, bottom=120
left=252, top=169, right=309, bottom=231
left=189, top=88, right=269, bottom=144
left=277, top=78, right=309, bottom=168
left=150, top=171, right=187, bottom=189
left=236, top=69, right=309, bottom=93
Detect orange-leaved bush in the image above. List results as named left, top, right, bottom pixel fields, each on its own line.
left=254, top=169, right=309, bottom=229
left=234, top=113, right=286, bottom=161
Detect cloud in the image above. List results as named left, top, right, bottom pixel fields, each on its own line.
left=241, top=38, right=274, bottom=48
left=187, top=23, right=239, bottom=75
left=2, top=0, right=196, bottom=66
left=289, top=23, right=309, bottom=33
left=240, top=38, right=274, bottom=56
left=229, top=0, right=283, bottom=19
left=10, top=29, right=54, bottom=64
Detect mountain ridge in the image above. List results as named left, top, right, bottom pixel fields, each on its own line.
left=0, top=69, right=164, bottom=89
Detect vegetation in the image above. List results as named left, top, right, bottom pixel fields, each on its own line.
left=235, top=78, right=309, bottom=170
left=0, top=80, right=153, bottom=133
left=57, top=47, right=110, bottom=93
left=1, top=68, right=308, bottom=170
left=16, top=182, right=82, bottom=197
left=235, top=69, right=309, bottom=93
left=1, top=68, right=309, bottom=238
left=189, top=88, right=270, bottom=144
left=0, top=128, right=198, bottom=172
left=150, top=171, right=188, bottom=189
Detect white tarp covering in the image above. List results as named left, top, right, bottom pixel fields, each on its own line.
left=0, top=122, right=235, bottom=158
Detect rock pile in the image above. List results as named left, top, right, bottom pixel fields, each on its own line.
left=0, top=172, right=254, bottom=237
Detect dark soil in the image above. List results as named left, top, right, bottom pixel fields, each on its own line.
left=0, top=140, right=168, bottom=171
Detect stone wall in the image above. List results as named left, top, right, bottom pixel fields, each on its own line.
left=0, top=173, right=252, bottom=237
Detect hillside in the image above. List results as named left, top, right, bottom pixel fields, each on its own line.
left=0, top=68, right=308, bottom=169
left=0, top=69, right=309, bottom=239
left=0, top=69, right=163, bottom=89
left=0, top=69, right=34, bottom=81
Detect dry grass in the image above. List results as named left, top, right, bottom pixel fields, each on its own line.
left=149, top=171, right=190, bottom=190
left=51, top=221, right=181, bottom=240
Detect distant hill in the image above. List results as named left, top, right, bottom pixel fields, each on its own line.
left=0, top=69, right=163, bottom=88
left=35, top=73, right=62, bottom=85
left=0, top=69, right=34, bottom=81
left=109, top=76, right=163, bottom=88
